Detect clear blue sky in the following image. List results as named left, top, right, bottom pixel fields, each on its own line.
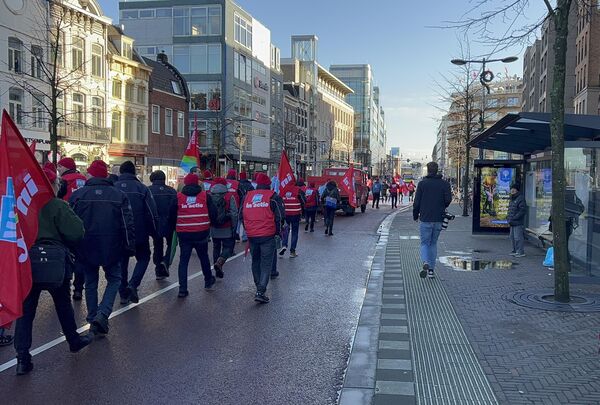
left=98, top=0, right=548, bottom=159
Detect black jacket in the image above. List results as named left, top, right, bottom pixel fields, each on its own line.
left=240, top=184, right=285, bottom=242
left=413, top=175, right=452, bottom=222
left=115, top=173, right=158, bottom=245
left=507, top=192, right=527, bottom=226
left=238, top=179, right=255, bottom=200
left=321, top=181, right=341, bottom=206
left=177, top=184, right=218, bottom=243
left=70, top=178, right=135, bottom=267
left=149, top=180, right=178, bottom=239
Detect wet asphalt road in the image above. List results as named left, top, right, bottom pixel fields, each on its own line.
left=0, top=203, right=401, bottom=404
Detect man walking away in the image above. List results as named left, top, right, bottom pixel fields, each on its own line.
left=237, top=172, right=254, bottom=242
left=70, top=160, right=135, bottom=337
left=322, top=180, right=341, bottom=236
left=389, top=181, right=399, bottom=209
left=413, top=162, right=452, bottom=279
left=148, top=170, right=177, bottom=280
left=203, top=170, right=215, bottom=191
left=280, top=180, right=306, bottom=258
left=241, top=173, right=284, bottom=303
left=115, top=161, right=158, bottom=305
left=408, top=181, right=416, bottom=202
left=304, top=182, right=319, bottom=232
left=507, top=183, right=527, bottom=258
left=209, top=177, right=238, bottom=278
left=176, top=173, right=217, bottom=297
left=372, top=178, right=382, bottom=209
left=382, top=181, right=389, bottom=203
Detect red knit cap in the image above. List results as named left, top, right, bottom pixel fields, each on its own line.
left=87, top=160, right=108, bottom=178
left=58, top=157, right=76, bottom=171
left=203, top=170, right=213, bottom=179
left=226, top=169, right=237, bottom=179
left=43, top=167, right=57, bottom=183
left=239, top=171, right=247, bottom=180
left=184, top=173, right=199, bottom=186
left=213, top=177, right=227, bottom=186
left=255, top=173, right=271, bottom=186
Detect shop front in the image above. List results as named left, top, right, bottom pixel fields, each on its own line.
left=108, top=143, right=147, bottom=181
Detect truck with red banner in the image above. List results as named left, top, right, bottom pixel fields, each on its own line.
left=307, top=167, right=369, bottom=215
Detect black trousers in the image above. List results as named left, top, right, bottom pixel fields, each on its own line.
left=213, top=237, right=236, bottom=263
left=390, top=194, right=398, bottom=208
left=305, top=209, right=317, bottom=231
left=14, top=277, right=79, bottom=359
left=153, top=233, right=174, bottom=267
left=372, top=193, right=380, bottom=208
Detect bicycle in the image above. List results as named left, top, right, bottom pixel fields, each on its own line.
left=457, top=190, right=473, bottom=215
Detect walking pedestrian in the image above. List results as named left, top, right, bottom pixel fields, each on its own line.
left=241, top=173, right=284, bottom=303
left=389, top=181, right=399, bottom=209
left=148, top=170, right=178, bottom=280
left=408, top=181, right=416, bottom=202
left=115, top=161, right=158, bottom=305
left=203, top=169, right=215, bottom=191
left=176, top=173, right=217, bottom=297
left=14, top=167, right=92, bottom=375
left=237, top=171, right=254, bottom=242
left=322, top=180, right=340, bottom=236
left=70, top=160, right=135, bottom=337
left=413, top=162, right=452, bottom=279
left=382, top=181, right=389, bottom=203
left=401, top=181, right=409, bottom=205
left=304, top=182, right=318, bottom=232
left=507, top=183, right=527, bottom=258
left=280, top=180, right=306, bottom=258
left=209, top=177, right=238, bottom=278
left=372, top=178, right=381, bottom=208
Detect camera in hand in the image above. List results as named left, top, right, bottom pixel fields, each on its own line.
left=442, top=212, right=456, bottom=230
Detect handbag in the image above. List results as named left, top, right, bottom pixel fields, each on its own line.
left=325, top=196, right=337, bottom=208
left=29, top=242, right=68, bottom=290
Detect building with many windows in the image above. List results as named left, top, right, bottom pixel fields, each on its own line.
left=574, top=1, right=600, bottom=114
left=119, top=0, right=276, bottom=176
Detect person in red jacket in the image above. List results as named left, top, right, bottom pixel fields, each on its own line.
left=225, top=169, right=242, bottom=211
left=57, top=157, right=86, bottom=202
left=389, top=181, right=399, bottom=209
left=280, top=180, right=306, bottom=258
left=304, top=182, right=319, bottom=232
left=408, top=181, right=416, bottom=202
left=203, top=169, right=215, bottom=191
left=176, top=173, right=218, bottom=297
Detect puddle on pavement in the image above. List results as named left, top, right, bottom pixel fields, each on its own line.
left=439, top=256, right=516, bottom=271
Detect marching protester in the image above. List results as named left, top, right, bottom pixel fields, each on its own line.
left=304, top=182, right=319, bottom=232
left=241, top=173, right=284, bottom=303
left=389, top=180, right=399, bottom=209
left=280, top=179, right=306, bottom=258
left=209, top=177, right=238, bottom=279
left=408, top=181, right=416, bottom=202
left=322, top=180, right=341, bottom=236
left=176, top=173, right=217, bottom=297
left=115, top=161, right=158, bottom=305
left=14, top=167, right=92, bottom=375
left=148, top=170, right=178, bottom=280
left=413, top=162, right=452, bottom=279
left=56, top=157, right=86, bottom=201
left=401, top=181, right=410, bottom=204
left=382, top=181, right=389, bottom=203
left=70, top=160, right=136, bottom=337
left=371, top=178, right=381, bottom=209
left=203, top=169, right=215, bottom=191
left=237, top=171, right=254, bottom=242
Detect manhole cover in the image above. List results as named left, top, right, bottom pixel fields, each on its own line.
left=503, top=290, right=600, bottom=313
left=440, top=256, right=515, bottom=271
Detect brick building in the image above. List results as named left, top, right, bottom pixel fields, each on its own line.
left=144, top=53, right=190, bottom=186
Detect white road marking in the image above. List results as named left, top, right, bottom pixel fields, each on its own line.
left=0, top=250, right=246, bottom=373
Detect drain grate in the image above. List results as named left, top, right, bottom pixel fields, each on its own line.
left=504, top=290, right=600, bottom=313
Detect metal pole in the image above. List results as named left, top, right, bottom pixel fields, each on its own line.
left=479, top=58, right=486, bottom=160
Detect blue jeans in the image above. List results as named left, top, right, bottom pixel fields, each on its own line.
left=249, top=237, right=276, bottom=293
left=177, top=237, right=212, bottom=293
left=83, top=263, right=121, bottom=323
left=120, top=241, right=151, bottom=296
left=282, top=215, right=301, bottom=251
left=419, top=222, right=443, bottom=270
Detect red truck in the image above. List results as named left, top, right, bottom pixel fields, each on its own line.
left=307, top=167, right=369, bottom=215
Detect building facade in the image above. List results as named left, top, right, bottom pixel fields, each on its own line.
left=574, top=1, right=600, bottom=114
left=119, top=0, right=275, bottom=176
left=283, top=83, right=310, bottom=178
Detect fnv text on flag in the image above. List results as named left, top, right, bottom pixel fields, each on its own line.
left=0, top=110, right=53, bottom=327
left=277, top=150, right=296, bottom=196
left=180, top=119, right=201, bottom=175
left=340, top=165, right=357, bottom=208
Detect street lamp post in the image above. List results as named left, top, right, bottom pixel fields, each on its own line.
left=234, top=125, right=246, bottom=175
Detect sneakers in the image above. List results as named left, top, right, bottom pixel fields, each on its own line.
left=509, top=251, right=517, bottom=256
left=514, top=253, right=526, bottom=258
left=127, top=287, right=139, bottom=304
left=90, top=313, right=109, bottom=336
left=420, top=263, right=429, bottom=278
left=214, top=257, right=226, bottom=279
left=254, top=292, right=270, bottom=303
left=427, top=269, right=435, bottom=278
left=278, top=247, right=287, bottom=256
left=270, top=271, right=280, bottom=279
left=290, top=250, right=298, bottom=258
left=72, top=290, right=83, bottom=301
left=69, top=333, right=93, bottom=353
left=204, top=276, right=216, bottom=290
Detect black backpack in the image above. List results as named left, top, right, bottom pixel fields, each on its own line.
left=210, top=193, right=230, bottom=226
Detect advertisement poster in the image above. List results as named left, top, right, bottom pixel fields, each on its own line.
left=479, top=167, right=516, bottom=228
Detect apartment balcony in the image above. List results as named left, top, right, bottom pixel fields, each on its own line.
left=57, top=123, right=110, bottom=144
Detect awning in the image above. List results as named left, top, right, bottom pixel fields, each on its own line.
left=468, top=112, right=600, bottom=155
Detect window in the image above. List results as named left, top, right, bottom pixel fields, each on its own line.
left=91, top=97, right=103, bottom=128
left=8, top=37, right=23, bottom=73
left=165, top=108, right=173, bottom=135
left=171, top=81, right=182, bottom=95
left=112, top=80, right=122, bottom=99
left=72, top=37, right=84, bottom=72
left=234, top=87, right=252, bottom=118
left=152, top=105, right=160, bottom=133
left=52, top=31, right=65, bottom=68
left=121, top=10, right=138, bottom=19
left=191, top=7, right=208, bottom=36
left=177, top=112, right=185, bottom=137
left=208, top=44, right=221, bottom=74
left=139, top=9, right=155, bottom=18
left=156, top=8, right=172, bottom=18
left=507, top=97, right=520, bottom=107
left=173, top=46, right=190, bottom=73
left=32, top=94, right=44, bottom=129
left=125, top=115, right=134, bottom=142
left=189, top=82, right=221, bottom=111
left=56, top=91, right=64, bottom=118
left=125, top=83, right=134, bottom=101
left=486, top=98, right=498, bottom=108
left=234, top=14, right=252, bottom=49
left=72, top=93, right=85, bottom=124
left=209, top=6, right=222, bottom=35
left=137, top=86, right=146, bottom=104
left=173, top=8, right=190, bottom=36
left=123, top=42, right=133, bottom=59
left=91, top=44, right=103, bottom=77
left=111, top=111, right=121, bottom=141
left=136, top=117, right=145, bottom=142
left=30, top=46, right=43, bottom=79
left=233, top=51, right=251, bottom=84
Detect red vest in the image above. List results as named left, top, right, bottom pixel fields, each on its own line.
left=390, top=183, right=399, bottom=194
left=226, top=179, right=240, bottom=208
left=304, top=187, right=318, bottom=208
left=176, top=191, right=210, bottom=233
left=282, top=186, right=302, bottom=216
left=62, top=172, right=87, bottom=201
left=243, top=190, right=276, bottom=238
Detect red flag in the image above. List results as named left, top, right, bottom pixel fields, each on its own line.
left=0, top=110, right=53, bottom=327
left=340, top=165, right=357, bottom=208
left=29, top=140, right=36, bottom=154
left=277, top=150, right=296, bottom=195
